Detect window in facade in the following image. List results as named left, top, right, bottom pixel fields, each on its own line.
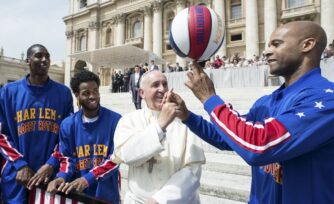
left=79, top=35, right=86, bottom=51
left=287, top=0, right=305, bottom=8
left=231, top=1, right=242, bottom=19
left=231, top=33, right=242, bottom=41
left=106, top=28, right=112, bottom=45
left=79, top=0, right=87, bottom=9
left=133, top=21, right=142, bottom=38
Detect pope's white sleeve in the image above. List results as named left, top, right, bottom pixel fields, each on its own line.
left=152, top=163, right=202, bottom=204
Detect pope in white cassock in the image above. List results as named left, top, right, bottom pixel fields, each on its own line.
left=112, top=70, right=206, bottom=204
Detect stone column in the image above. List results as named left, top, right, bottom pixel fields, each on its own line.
left=143, top=6, right=153, bottom=51
left=214, top=0, right=227, bottom=57
left=175, top=0, right=187, bottom=67
left=264, top=0, right=277, bottom=45
left=115, top=14, right=126, bottom=46
left=321, top=0, right=334, bottom=45
left=65, top=30, right=74, bottom=86
left=245, top=0, right=259, bottom=59
left=88, top=21, right=100, bottom=50
left=152, top=1, right=162, bottom=57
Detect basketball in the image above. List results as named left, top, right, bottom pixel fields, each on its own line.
left=169, top=5, right=224, bottom=61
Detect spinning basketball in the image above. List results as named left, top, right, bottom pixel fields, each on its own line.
left=169, top=5, right=224, bottom=61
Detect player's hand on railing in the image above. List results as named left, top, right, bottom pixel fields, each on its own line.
left=58, top=177, right=89, bottom=194
left=16, top=165, right=35, bottom=187
left=27, top=164, right=53, bottom=190
left=185, top=61, right=216, bottom=103
left=46, top=177, right=65, bottom=193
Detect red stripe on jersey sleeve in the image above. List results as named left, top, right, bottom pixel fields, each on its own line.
left=211, top=104, right=290, bottom=153
left=91, top=158, right=118, bottom=179
left=0, top=133, right=23, bottom=161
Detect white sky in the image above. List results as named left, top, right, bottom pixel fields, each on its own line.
left=0, top=0, right=69, bottom=62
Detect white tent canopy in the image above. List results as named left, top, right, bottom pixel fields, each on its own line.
left=70, top=45, right=166, bottom=69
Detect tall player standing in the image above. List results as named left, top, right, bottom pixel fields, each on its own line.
left=0, top=44, right=73, bottom=203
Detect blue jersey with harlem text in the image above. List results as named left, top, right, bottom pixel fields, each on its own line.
left=57, top=106, right=121, bottom=203
left=0, top=75, right=73, bottom=202
left=184, top=68, right=334, bottom=204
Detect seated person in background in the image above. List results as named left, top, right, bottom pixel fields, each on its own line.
left=47, top=70, right=121, bottom=204
left=112, top=70, right=205, bottom=204
left=212, top=55, right=223, bottom=69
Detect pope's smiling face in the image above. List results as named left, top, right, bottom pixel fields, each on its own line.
left=140, top=71, right=168, bottom=111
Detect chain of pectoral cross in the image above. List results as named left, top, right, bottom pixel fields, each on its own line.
left=148, top=157, right=157, bottom=173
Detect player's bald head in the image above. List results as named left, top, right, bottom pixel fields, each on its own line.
left=273, top=21, right=327, bottom=57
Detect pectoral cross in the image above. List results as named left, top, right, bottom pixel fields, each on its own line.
left=148, top=157, right=157, bottom=173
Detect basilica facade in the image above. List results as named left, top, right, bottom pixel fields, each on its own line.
left=63, top=0, right=333, bottom=86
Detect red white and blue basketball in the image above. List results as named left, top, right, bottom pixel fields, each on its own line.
left=169, top=5, right=224, bottom=61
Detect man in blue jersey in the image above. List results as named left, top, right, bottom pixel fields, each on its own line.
left=0, top=44, right=74, bottom=203
left=171, top=21, right=334, bottom=203
left=46, top=70, right=121, bottom=203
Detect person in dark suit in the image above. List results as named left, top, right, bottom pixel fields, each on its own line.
left=149, top=60, right=159, bottom=71
left=129, top=65, right=143, bottom=109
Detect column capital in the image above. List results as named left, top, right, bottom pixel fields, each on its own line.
left=88, top=21, right=100, bottom=30
left=176, top=0, right=186, bottom=7
left=143, top=6, right=152, bottom=16
left=152, top=1, right=162, bottom=12
left=115, top=13, right=126, bottom=24
left=65, top=30, right=74, bottom=39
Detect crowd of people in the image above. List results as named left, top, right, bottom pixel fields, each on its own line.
left=1, top=21, right=334, bottom=204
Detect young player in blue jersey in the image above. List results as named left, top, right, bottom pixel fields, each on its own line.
left=47, top=70, right=121, bottom=203
left=0, top=44, right=74, bottom=203
left=169, top=21, right=334, bottom=204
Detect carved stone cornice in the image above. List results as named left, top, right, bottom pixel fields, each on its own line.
left=102, top=19, right=116, bottom=28
left=65, top=30, right=74, bottom=39
left=88, top=21, right=100, bottom=30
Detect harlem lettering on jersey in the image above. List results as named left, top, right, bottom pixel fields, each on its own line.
left=16, top=108, right=61, bottom=136
left=75, top=144, right=108, bottom=171
left=263, top=163, right=283, bottom=184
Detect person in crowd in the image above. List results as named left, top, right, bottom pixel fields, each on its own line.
left=212, top=55, right=223, bottom=69
left=174, top=21, right=334, bottom=204
left=165, top=62, right=174, bottom=73
left=123, top=68, right=131, bottom=92
left=116, top=70, right=124, bottom=92
left=150, top=60, right=159, bottom=71
left=111, top=71, right=118, bottom=93
left=142, top=63, right=149, bottom=73
left=129, top=65, right=143, bottom=109
left=112, top=70, right=205, bottom=204
left=204, top=60, right=212, bottom=69
left=322, top=43, right=334, bottom=59
left=0, top=44, right=73, bottom=203
left=175, top=62, right=183, bottom=72
left=47, top=70, right=121, bottom=203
